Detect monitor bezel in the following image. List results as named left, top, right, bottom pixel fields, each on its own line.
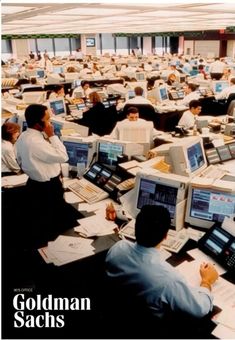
left=49, top=97, right=67, bottom=117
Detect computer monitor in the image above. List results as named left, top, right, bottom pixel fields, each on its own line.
left=133, top=171, right=189, bottom=230
left=135, top=72, right=146, bottom=81
left=185, top=179, right=235, bottom=228
left=49, top=97, right=67, bottom=117
left=150, top=85, right=169, bottom=103
left=22, top=91, right=47, bottom=104
left=98, top=141, right=124, bottom=170
left=36, top=69, right=45, bottom=78
left=169, top=137, right=207, bottom=177
left=61, top=136, right=97, bottom=170
left=17, top=114, right=28, bottom=133
left=126, top=89, right=135, bottom=100
left=50, top=117, right=89, bottom=138
left=73, top=79, right=82, bottom=88
left=212, top=80, right=229, bottom=94
left=53, top=66, right=64, bottom=74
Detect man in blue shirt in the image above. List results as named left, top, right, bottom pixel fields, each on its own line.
left=105, top=205, right=218, bottom=321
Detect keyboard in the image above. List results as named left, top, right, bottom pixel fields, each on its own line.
left=200, top=165, right=227, bottom=179
left=68, top=178, right=108, bottom=204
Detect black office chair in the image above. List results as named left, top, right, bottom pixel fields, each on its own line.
left=120, top=103, right=158, bottom=128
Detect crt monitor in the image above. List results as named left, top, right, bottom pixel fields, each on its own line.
left=151, top=85, right=169, bottom=103
left=98, top=141, right=124, bottom=170
left=134, top=171, right=190, bottom=230
left=212, top=80, right=229, bottom=94
left=36, top=69, right=45, bottom=78
left=185, top=180, right=235, bottom=228
left=50, top=117, right=88, bottom=138
left=49, top=97, right=67, bottom=117
left=126, top=90, right=135, bottom=100
left=169, top=137, right=207, bottom=177
left=135, top=72, right=146, bottom=81
left=61, top=136, right=97, bottom=170
left=53, top=66, right=64, bottom=74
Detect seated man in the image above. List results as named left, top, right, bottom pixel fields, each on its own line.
left=109, top=106, right=162, bottom=141
left=106, top=205, right=218, bottom=328
left=178, top=99, right=202, bottom=129
left=126, top=86, right=153, bottom=106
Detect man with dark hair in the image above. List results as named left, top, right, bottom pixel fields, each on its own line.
left=180, top=82, right=200, bottom=106
left=16, top=104, right=80, bottom=247
left=106, top=205, right=218, bottom=322
left=109, top=106, right=161, bottom=140
left=125, top=86, right=153, bottom=106
left=178, top=99, right=202, bottom=129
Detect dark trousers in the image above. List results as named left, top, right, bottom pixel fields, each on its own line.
left=24, top=176, right=80, bottom=248
left=210, top=72, right=223, bottom=80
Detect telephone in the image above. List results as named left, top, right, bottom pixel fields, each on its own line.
left=198, top=223, right=235, bottom=272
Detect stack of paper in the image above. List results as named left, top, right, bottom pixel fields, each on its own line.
left=74, top=213, right=117, bottom=237
left=38, top=235, right=95, bottom=266
left=1, top=174, right=28, bottom=187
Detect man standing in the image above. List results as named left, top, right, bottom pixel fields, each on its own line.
left=16, top=104, right=80, bottom=247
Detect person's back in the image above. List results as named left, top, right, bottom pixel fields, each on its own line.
left=106, top=205, right=218, bottom=323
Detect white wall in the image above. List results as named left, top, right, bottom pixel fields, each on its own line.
left=143, top=36, right=152, bottom=55
left=195, top=40, right=219, bottom=57
left=227, top=40, right=235, bottom=58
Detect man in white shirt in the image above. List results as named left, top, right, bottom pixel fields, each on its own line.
left=110, top=106, right=162, bottom=141
left=209, top=57, right=226, bottom=80
left=178, top=99, right=202, bottom=129
left=179, top=83, right=200, bottom=107
left=126, top=86, right=153, bottom=106
left=215, top=78, right=235, bottom=100
left=16, top=104, right=80, bottom=247
left=38, top=54, right=53, bottom=73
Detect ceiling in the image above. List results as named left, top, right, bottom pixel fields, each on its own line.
left=2, top=1, right=235, bottom=35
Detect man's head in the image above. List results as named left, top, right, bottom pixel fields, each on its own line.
left=135, top=205, right=171, bottom=247
left=126, top=106, right=139, bottom=121
left=189, top=100, right=202, bottom=116
left=185, top=83, right=198, bottom=94
left=25, top=104, right=50, bottom=130
left=134, top=86, right=144, bottom=97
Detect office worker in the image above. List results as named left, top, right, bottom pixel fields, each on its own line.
left=209, top=57, right=226, bottom=80
left=178, top=99, right=202, bottom=129
left=72, top=80, right=92, bottom=99
left=106, top=205, right=218, bottom=320
left=109, top=106, right=161, bottom=140
left=48, top=84, right=65, bottom=100
left=126, top=86, right=153, bottom=106
left=1, top=122, right=21, bottom=176
left=16, top=104, right=80, bottom=246
left=215, top=77, right=235, bottom=100
left=179, top=83, right=200, bottom=107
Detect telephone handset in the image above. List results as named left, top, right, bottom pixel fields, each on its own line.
left=198, top=223, right=235, bottom=272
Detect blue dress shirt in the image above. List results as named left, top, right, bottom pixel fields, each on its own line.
left=105, top=240, right=213, bottom=318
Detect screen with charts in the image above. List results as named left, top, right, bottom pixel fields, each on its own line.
left=49, top=99, right=66, bottom=116
left=136, top=178, right=178, bottom=219
left=189, top=187, right=235, bottom=223
left=98, top=142, right=123, bottom=170
left=63, top=141, right=89, bottom=167
left=159, top=86, right=168, bottom=101
left=187, top=141, right=205, bottom=172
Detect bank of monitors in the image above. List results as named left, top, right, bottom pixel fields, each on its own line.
left=49, top=97, right=66, bottom=117
left=205, top=143, right=235, bottom=165
left=212, top=80, right=229, bottom=94
left=61, top=136, right=97, bottom=170
left=169, top=138, right=207, bottom=177
left=134, top=171, right=189, bottom=230
left=185, top=179, right=235, bottom=228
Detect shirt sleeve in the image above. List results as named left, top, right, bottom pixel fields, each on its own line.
left=2, top=147, right=21, bottom=173
left=164, top=278, right=213, bottom=318
left=33, top=135, right=69, bottom=164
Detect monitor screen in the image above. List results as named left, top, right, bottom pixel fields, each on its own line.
left=51, top=121, right=63, bottom=137
left=217, top=145, right=232, bottom=162
left=63, top=141, right=89, bottom=167
left=189, top=187, right=235, bottom=224
left=76, top=103, right=86, bottom=110
left=53, top=66, right=63, bottom=74
left=86, top=38, right=95, bottom=47
left=128, top=90, right=135, bottom=100
left=228, top=143, right=235, bottom=158
left=187, top=141, right=205, bottom=172
left=213, top=81, right=229, bottom=93
left=49, top=98, right=66, bottom=116
left=98, top=142, right=123, bottom=170
left=137, top=178, right=178, bottom=219
left=36, top=70, right=45, bottom=78
left=159, top=86, right=168, bottom=101
left=22, top=121, right=28, bottom=132
left=205, top=148, right=221, bottom=165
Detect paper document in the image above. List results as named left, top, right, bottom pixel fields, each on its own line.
left=187, top=248, right=226, bottom=275
left=74, top=213, right=117, bottom=237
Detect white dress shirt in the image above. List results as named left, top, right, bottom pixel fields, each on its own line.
left=178, top=110, right=195, bottom=129
left=215, top=84, right=235, bottom=100
left=209, top=60, right=226, bottom=74
left=126, top=95, right=153, bottom=106
left=1, top=140, right=21, bottom=173
left=16, top=128, right=68, bottom=182
left=179, top=91, right=200, bottom=107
